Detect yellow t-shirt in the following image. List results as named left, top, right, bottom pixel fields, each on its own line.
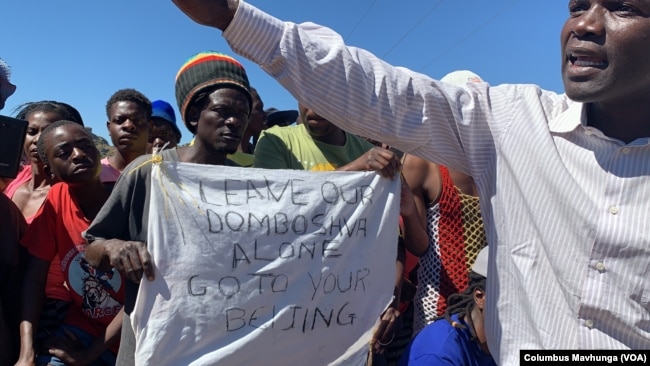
left=253, top=124, right=373, bottom=171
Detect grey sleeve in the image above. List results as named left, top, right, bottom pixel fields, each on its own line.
left=84, top=155, right=153, bottom=244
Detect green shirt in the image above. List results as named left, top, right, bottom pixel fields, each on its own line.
left=253, top=124, right=374, bottom=171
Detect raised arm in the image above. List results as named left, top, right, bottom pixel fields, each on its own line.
left=172, top=0, right=238, bottom=30
left=172, top=0, right=479, bottom=175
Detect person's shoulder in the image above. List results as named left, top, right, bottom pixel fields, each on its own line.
left=37, top=182, right=72, bottom=214
left=122, top=150, right=178, bottom=176
left=261, top=124, right=304, bottom=139
left=403, top=154, right=430, bottom=168
left=406, top=317, right=465, bottom=365
left=413, top=316, right=462, bottom=350
left=227, top=151, right=254, bottom=167
left=160, top=148, right=180, bottom=162
left=16, top=164, right=32, bottom=178
left=4, top=164, right=32, bottom=197
left=403, top=154, right=437, bottom=186
left=47, top=181, right=69, bottom=197
left=346, top=132, right=374, bottom=150
left=256, top=125, right=306, bottom=156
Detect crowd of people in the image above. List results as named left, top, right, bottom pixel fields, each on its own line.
left=1, top=0, right=650, bottom=364
left=0, top=52, right=492, bottom=366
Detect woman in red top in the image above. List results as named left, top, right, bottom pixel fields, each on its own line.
left=17, top=120, right=123, bottom=366
left=6, top=101, right=84, bottom=221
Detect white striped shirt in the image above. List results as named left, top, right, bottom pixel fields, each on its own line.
left=225, top=2, right=650, bottom=364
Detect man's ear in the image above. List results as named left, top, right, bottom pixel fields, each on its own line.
left=473, top=288, right=486, bottom=310
left=187, top=105, right=201, bottom=132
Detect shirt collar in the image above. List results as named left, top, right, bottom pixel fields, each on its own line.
left=549, top=100, right=650, bottom=146
left=548, top=100, right=585, bottom=133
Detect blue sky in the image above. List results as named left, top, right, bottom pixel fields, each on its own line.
left=2, top=1, right=568, bottom=145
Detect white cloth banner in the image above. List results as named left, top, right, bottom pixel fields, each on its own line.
left=132, top=161, right=400, bottom=365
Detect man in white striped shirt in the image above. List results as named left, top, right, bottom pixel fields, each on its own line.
left=171, top=1, right=650, bottom=364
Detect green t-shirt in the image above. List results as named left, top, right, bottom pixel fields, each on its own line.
left=253, top=124, right=374, bottom=171
left=227, top=151, right=255, bottom=167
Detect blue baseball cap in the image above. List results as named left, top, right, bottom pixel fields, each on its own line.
left=151, top=100, right=182, bottom=139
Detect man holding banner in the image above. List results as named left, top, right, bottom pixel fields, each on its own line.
left=84, top=51, right=256, bottom=364
left=85, top=51, right=404, bottom=365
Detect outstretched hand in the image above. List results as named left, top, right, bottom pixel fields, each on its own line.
left=171, top=0, right=239, bottom=30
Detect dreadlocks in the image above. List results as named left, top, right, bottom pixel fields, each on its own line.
left=434, top=271, right=486, bottom=340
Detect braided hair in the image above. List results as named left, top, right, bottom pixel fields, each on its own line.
left=434, top=271, right=486, bottom=340
left=15, top=100, right=84, bottom=126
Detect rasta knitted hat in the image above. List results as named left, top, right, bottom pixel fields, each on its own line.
left=175, top=51, right=252, bottom=134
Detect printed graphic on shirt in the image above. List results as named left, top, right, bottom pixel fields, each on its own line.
left=310, top=162, right=336, bottom=171
left=63, top=247, right=123, bottom=319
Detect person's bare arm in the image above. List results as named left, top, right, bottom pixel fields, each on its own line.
left=370, top=239, right=405, bottom=354
left=337, top=147, right=402, bottom=179
left=84, top=238, right=154, bottom=284
left=15, top=255, right=49, bottom=366
left=400, top=155, right=439, bottom=257
left=171, top=0, right=239, bottom=30
left=43, top=308, right=123, bottom=366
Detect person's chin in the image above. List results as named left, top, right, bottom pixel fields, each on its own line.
left=119, top=143, right=145, bottom=154
left=115, top=142, right=132, bottom=152
left=75, top=168, right=97, bottom=180
left=59, top=175, right=81, bottom=185
left=208, top=143, right=237, bottom=155
left=223, top=146, right=238, bottom=155
left=564, top=84, right=604, bottom=103
left=562, top=70, right=610, bottom=102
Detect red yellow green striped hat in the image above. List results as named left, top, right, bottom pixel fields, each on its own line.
left=175, top=51, right=252, bottom=134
